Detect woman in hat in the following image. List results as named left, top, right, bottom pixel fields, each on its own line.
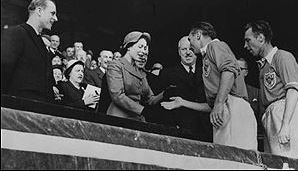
left=106, top=31, right=164, bottom=121
left=58, top=59, right=100, bottom=109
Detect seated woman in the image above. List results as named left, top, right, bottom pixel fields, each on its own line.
left=58, top=59, right=99, bottom=109
left=106, top=31, right=164, bottom=122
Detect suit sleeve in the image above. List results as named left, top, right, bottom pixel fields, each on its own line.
left=106, top=61, right=144, bottom=115
left=142, top=77, right=157, bottom=105
left=1, top=27, right=24, bottom=93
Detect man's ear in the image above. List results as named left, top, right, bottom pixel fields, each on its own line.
left=257, top=33, right=265, bottom=44
left=196, top=32, right=201, bottom=40
left=36, top=7, right=43, bottom=16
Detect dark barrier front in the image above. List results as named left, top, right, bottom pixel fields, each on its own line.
left=1, top=95, right=297, bottom=170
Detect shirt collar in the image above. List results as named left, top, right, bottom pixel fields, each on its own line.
left=181, top=62, right=196, bottom=73
left=200, top=38, right=220, bottom=55
left=263, top=46, right=278, bottom=64
left=50, top=47, right=56, bottom=53
left=100, top=67, right=106, bottom=73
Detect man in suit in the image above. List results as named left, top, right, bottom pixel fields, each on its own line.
left=83, top=50, right=111, bottom=88
left=158, top=36, right=212, bottom=142
left=49, top=35, right=60, bottom=55
left=1, top=0, right=58, bottom=102
left=83, top=60, right=105, bottom=88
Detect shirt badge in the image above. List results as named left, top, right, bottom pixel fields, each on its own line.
left=203, top=58, right=211, bottom=77
left=264, top=71, right=276, bottom=89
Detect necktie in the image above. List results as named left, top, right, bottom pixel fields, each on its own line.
left=189, top=65, right=195, bottom=81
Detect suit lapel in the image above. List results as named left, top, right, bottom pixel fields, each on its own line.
left=121, top=58, right=145, bottom=79
left=177, top=63, right=190, bottom=77
left=177, top=63, right=199, bottom=86
left=95, top=67, right=105, bottom=79
left=21, top=23, right=49, bottom=64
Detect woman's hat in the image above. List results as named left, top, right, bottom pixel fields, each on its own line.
left=52, top=64, right=64, bottom=72
left=121, top=31, right=151, bottom=49
left=64, top=59, right=84, bottom=79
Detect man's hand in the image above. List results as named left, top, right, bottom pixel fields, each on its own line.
left=278, top=124, right=290, bottom=144
left=210, top=103, right=224, bottom=128
left=161, top=97, right=184, bottom=110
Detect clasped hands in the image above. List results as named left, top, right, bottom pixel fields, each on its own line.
left=83, top=92, right=100, bottom=106
left=161, top=96, right=226, bottom=128
left=53, top=86, right=63, bottom=100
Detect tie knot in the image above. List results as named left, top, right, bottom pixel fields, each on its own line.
left=189, top=65, right=193, bottom=72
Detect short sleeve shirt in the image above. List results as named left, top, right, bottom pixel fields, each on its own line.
left=259, top=47, right=298, bottom=107
left=202, top=40, right=248, bottom=107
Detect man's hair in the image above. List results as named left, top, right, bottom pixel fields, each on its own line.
left=28, top=0, right=55, bottom=15
left=244, top=20, right=273, bottom=43
left=74, top=41, right=83, bottom=46
left=189, top=22, right=217, bottom=39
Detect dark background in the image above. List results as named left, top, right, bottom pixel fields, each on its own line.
left=1, top=0, right=298, bottom=87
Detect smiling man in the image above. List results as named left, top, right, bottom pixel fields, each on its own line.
left=1, top=0, right=58, bottom=102
left=159, top=36, right=212, bottom=142
left=244, top=20, right=298, bottom=158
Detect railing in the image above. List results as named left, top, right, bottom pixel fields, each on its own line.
left=1, top=94, right=297, bottom=170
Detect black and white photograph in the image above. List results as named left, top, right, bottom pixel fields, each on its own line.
left=1, top=0, right=298, bottom=170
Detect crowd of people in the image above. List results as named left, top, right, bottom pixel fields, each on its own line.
left=1, top=0, right=298, bottom=159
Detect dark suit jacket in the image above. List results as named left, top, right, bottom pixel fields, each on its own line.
left=83, top=67, right=105, bottom=88
left=1, top=23, right=55, bottom=102
left=98, top=74, right=111, bottom=114
left=159, top=60, right=206, bottom=103
left=158, top=59, right=213, bottom=142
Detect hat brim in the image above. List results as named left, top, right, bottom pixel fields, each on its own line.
left=122, top=32, right=151, bottom=49
left=64, top=61, right=85, bottom=79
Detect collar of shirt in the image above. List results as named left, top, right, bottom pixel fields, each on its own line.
left=100, top=67, right=106, bottom=73
left=26, top=22, right=40, bottom=35
left=200, top=38, right=220, bottom=55
left=263, top=46, right=278, bottom=64
left=181, top=62, right=196, bottom=73
left=50, top=47, right=56, bottom=53
left=257, top=46, right=278, bottom=68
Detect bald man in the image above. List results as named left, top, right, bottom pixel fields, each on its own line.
left=158, top=36, right=212, bottom=142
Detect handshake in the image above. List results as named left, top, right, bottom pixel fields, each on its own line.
left=140, top=85, right=177, bottom=118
